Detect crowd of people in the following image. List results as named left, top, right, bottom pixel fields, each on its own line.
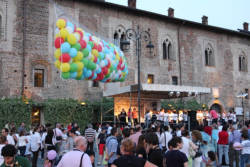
left=0, top=109, right=249, bottom=167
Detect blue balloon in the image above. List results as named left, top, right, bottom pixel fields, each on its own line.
left=69, top=48, right=77, bottom=58
left=104, top=59, right=108, bottom=66
left=70, top=72, right=77, bottom=78
left=92, top=73, right=97, bottom=80
left=87, top=44, right=92, bottom=52
left=86, top=70, right=92, bottom=78
left=67, top=21, right=74, bottom=30
left=61, top=42, right=71, bottom=53
left=96, top=67, right=101, bottom=74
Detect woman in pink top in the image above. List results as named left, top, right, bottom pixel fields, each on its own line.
left=210, top=110, right=218, bottom=124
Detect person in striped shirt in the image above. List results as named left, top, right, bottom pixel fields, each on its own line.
left=85, top=124, right=96, bottom=153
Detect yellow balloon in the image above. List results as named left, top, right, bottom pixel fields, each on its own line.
left=56, top=19, right=66, bottom=29
left=74, top=52, right=83, bottom=61
left=116, top=54, right=120, bottom=61
left=67, top=34, right=77, bottom=45
left=54, top=60, right=61, bottom=69
left=90, top=55, right=95, bottom=62
left=61, top=63, right=70, bottom=72
left=92, top=49, right=99, bottom=57
left=59, top=28, right=69, bottom=40
left=54, top=49, right=61, bottom=59
left=76, top=62, right=84, bottom=71
left=77, top=71, right=83, bottom=77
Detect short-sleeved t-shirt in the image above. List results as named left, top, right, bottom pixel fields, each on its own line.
left=165, top=150, right=188, bottom=167
left=98, top=133, right=106, bottom=144
left=136, top=147, right=147, bottom=160
left=112, top=155, right=146, bottom=167
left=148, top=148, right=163, bottom=167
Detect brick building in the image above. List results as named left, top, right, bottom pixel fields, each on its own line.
left=0, top=0, right=249, bottom=123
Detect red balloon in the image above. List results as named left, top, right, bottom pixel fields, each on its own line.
left=79, top=40, right=87, bottom=49
left=76, top=30, right=83, bottom=39
left=98, top=44, right=102, bottom=52
left=98, top=72, right=104, bottom=80
left=93, top=43, right=98, bottom=50
left=89, top=36, right=93, bottom=41
left=121, top=65, right=125, bottom=70
left=88, top=71, right=94, bottom=79
left=94, top=56, right=98, bottom=63
left=59, top=53, right=71, bottom=62
left=54, top=37, right=64, bottom=49
left=102, top=67, right=108, bottom=75
left=107, top=60, right=111, bottom=68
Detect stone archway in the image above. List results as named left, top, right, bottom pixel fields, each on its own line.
left=210, top=103, right=222, bottom=113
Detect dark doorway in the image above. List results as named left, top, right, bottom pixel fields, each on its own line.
left=210, top=103, right=222, bottom=113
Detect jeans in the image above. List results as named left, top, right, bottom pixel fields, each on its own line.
left=218, top=144, right=229, bottom=165
left=18, top=146, right=26, bottom=157
left=32, top=150, right=39, bottom=167
left=229, top=144, right=240, bottom=167
left=240, top=154, right=250, bottom=167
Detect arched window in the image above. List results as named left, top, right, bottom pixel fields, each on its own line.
left=113, top=25, right=126, bottom=51
left=204, top=44, right=215, bottom=66
left=239, top=52, right=247, bottom=72
left=163, top=38, right=174, bottom=60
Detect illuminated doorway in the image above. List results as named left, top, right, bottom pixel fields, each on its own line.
left=32, top=107, right=41, bottom=126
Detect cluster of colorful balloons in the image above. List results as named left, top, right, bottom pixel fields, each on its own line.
left=54, top=18, right=128, bottom=82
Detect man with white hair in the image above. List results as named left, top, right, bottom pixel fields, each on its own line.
left=57, top=136, right=92, bottom=167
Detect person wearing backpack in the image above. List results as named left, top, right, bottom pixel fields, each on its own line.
left=57, top=136, right=92, bottom=167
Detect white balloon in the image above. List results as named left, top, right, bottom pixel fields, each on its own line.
left=100, top=60, right=106, bottom=67
left=66, top=26, right=74, bottom=34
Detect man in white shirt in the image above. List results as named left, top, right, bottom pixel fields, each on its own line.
left=57, top=136, right=92, bottom=167
left=1, top=128, right=15, bottom=145
left=54, top=123, right=63, bottom=153
left=161, top=126, right=173, bottom=151
left=180, top=130, right=190, bottom=158
left=30, top=126, right=41, bottom=167
left=163, top=111, right=169, bottom=126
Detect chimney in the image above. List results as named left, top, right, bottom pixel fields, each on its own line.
left=168, top=8, right=174, bottom=17
left=128, top=0, right=136, bottom=9
left=202, top=15, right=208, bottom=25
left=243, top=22, right=249, bottom=31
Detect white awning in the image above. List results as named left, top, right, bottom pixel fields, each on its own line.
left=103, top=83, right=211, bottom=98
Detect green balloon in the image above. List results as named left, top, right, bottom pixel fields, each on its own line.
left=105, top=73, right=111, bottom=78
left=72, top=43, right=81, bottom=51
left=88, top=61, right=96, bottom=70
left=82, top=58, right=89, bottom=67
left=82, top=48, right=89, bottom=58
left=62, top=72, right=70, bottom=79
left=76, top=76, right=82, bottom=80
left=88, top=41, right=94, bottom=48
left=120, top=78, right=125, bottom=82
left=109, top=65, right=114, bottom=72
left=70, top=63, right=78, bottom=72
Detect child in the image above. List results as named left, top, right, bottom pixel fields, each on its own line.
left=202, top=151, right=216, bottom=167
left=44, top=150, right=57, bottom=167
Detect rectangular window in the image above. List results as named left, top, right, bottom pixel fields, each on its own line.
left=172, top=76, right=178, bottom=85
left=245, top=89, right=249, bottom=99
left=34, top=69, right=44, bottom=87
left=92, top=81, right=99, bottom=87
left=147, top=74, right=154, bottom=84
